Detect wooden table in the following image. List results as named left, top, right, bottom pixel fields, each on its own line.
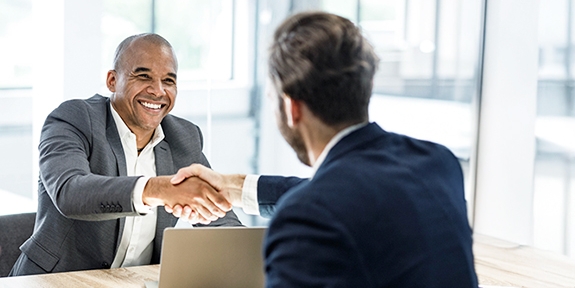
left=0, top=234, right=574, bottom=288
left=0, top=265, right=158, bottom=287
left=473, top=234, right=575, bottom=287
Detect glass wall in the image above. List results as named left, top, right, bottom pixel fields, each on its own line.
left=534, top=0, right=575, bottom=257
left=0, top=0, right=483, bottom=222
left=253, top=0, right=483, bottom=218
left=3, top=0, right=574, bottom=259
left=0, top=0, right=35, bottom=214
left=362, top=0, right=482, bottom=173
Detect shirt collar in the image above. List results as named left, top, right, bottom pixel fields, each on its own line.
left=310, top=122, right=368, bottom=178
left=110, top=103, right=165, bottom=150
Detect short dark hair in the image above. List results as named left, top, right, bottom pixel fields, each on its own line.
left=113, top=33, right=175, bottom=71
left=268, top=11, right=379, bottom=126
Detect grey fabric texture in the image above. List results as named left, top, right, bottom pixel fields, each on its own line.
left=0, top=213, right=35, bottom=277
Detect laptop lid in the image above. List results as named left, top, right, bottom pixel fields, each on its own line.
left=156, top=227, right=267, bottom=288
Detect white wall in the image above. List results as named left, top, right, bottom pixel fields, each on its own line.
left=472, top=0, right=540, bottom=245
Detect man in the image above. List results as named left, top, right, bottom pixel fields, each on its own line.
left=172, top=12, right=478, bottom=287
left=10, top=33, right=241, bottom=276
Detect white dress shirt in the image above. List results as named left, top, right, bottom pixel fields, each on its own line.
left=241, top=123, right=367, bottom=215
left=109, top=104, right=164, bottom=268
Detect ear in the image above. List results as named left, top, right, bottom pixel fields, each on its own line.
left=282, top=94, right=301, bottom=128
left=106, top=70, right=117, bottom=93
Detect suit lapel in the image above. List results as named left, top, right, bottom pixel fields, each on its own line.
left=154, top=140, right=179, bottom=231
left=105, top=102, right=128, bottom=177
left=155, top=141, right=174, bottom=176
left=105, top=100, right=128, bottom=248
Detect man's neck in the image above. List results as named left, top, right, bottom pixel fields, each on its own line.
left=134, top=130, right=154, bottom=150
left=308, top=122, right=368, bottom=177
left=303, top=120, right=361, bottom=166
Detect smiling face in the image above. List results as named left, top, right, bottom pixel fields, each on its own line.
left=107, top=37, right=178, bottom=137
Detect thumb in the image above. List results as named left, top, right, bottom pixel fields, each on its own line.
left=170, top=164, right=201, bottom=184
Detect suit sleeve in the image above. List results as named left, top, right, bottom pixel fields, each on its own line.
left=257, top=176, right=307, bottom=218
left=264, top=195, right=366, bottom=287
left=39, top=100, right=139, bottom=221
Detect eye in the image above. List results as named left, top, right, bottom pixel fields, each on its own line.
left=163, top=78, right=176, bottom=85
left=136, top=74, right=151, bottom=80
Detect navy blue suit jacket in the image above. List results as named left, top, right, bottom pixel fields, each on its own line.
left=260, top=123, right=478, bottom=287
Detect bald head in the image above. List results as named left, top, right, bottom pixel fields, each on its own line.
left=113, top=33, right=178, bottom=72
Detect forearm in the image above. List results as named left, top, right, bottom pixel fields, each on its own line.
left=39, top=103, right=142, bottom=220
left=142, top=176, right=172, bottom=207
left=43, top=172, right=140, bottom=221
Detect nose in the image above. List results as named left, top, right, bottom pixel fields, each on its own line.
left=146, top=79, right=166, bottom=97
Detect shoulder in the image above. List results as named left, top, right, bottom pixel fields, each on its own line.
left=271, top=178, right=341, bottom=224
left=374, top=129, right=461, bottom=173
left=46, top=95, right=108, bottom=129
left=51, top=94, right=107, bottom=118
left=386, top=129, right=455, bottom=155
left=161, top=114, right=201, bottom=135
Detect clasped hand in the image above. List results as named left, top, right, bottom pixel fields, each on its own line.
left=160, top=164, right=244, bottom=224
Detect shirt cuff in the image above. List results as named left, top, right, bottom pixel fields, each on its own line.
left=133, top=176, right=153, bottom=214
left=242, top=174, right=260, bottom=215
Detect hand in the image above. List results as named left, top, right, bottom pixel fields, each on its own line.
left=171, top=164, right=245, bottom=206
left=164, top=204, right=211, bottom=225
left=143, top=175, right=232, bottom=222
left=168, top=164, right=246, bottom=223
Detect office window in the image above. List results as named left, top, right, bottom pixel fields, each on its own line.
left=0, top=0, right=34, bottom=215
left=101, top=0, right=153, bottom=84
left=101, top=0, right=234, bottom=83
left=155, top=0, right=234, bottom=82
left=251, top=1, right=483, bottom=227
left=341, top=0, right=481, bottom=195
left=0, top=0, right=32, bottom=88
left=534, top=0, right=575, bottom=258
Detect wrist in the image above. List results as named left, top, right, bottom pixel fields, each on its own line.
left=231, top=174, right=247, bottom=190
left=142, top=176, right=169, bottom=207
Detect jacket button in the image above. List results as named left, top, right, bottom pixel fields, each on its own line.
left=102, top=262, right=109, bottom=268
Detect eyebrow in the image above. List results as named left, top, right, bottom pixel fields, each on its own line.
left=133, top=67, right=177, bottom=79
left=133, top=67, right=151, bottom=73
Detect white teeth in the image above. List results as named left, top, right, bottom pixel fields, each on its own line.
left=141, top=101, right=162, bottom=109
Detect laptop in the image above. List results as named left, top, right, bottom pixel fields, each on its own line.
left=146, top=227, right=267, bottom=288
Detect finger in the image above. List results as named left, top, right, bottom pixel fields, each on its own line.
left=206, top=191, right=232, bottom=213
left=193, top=179, right=232, bottom=214
left=191, top=164, right=223, bottom=189
left=197, top=214, right=212, bottom=225
left=195, top=204, right=218, bottom=222
left=186, top=210, right=199, bottom=224
left=170, top=164, right=203, bottom=184
left=180, top=206, right=192, bottom=221
left=189, top=209, right=197, bottom=221
left=171, top=205, right=183, bottom=217
left=164, top=205, right=173, bottom=213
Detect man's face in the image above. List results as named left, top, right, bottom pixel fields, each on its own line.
left=107, top=39, right=177, bottom=135
left=268, top=80, right=310, bottom=166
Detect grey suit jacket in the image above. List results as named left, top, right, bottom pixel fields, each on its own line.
left=10, top=94, right=241, bottom=276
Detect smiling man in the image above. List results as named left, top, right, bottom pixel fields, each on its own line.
left=9, top=33, right=241, bottom=276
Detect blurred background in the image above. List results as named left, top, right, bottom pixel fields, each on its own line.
left=0, top=0, right=573, bottom=259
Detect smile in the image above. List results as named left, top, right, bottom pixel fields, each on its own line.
left=139, top=101, right=165, bottom=110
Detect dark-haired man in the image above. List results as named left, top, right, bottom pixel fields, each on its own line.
left=10, top=33, right=241, bottom=276
left=173, top=11, right=478, bottom=287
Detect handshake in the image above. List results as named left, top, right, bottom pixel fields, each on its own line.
left=142, top=164, right=244, bottom=225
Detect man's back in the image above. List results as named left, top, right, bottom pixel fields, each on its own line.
left=264, top=123, right=477, bottom=287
